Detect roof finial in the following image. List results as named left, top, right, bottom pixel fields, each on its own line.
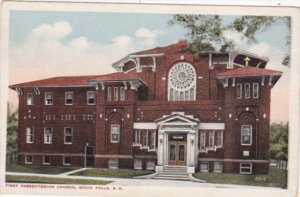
left=244, top=56, right=251, bottom=66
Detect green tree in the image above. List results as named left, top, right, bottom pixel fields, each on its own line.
left=270, top=122, right=288, bottom=169
left=6, top=102, right=18, bottom=164
left=169, top=15, right=290, bottom=65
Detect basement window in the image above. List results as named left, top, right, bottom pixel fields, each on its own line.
left=200, top=162, right=209, bottom=172
left=108, top=159, right=119, bottom=169
left=213, top=162, right=223, bottom=173
left=134, top=159, right=142, bottom=170
left=63, top=156, right=71, bottom=166
left=43, top=156, right=50, bottom=165
left=240, top=163, right=252, bottom=174
left=146, top=160, right=155, bottom=170
left=25, top=155, right=33, bottom=164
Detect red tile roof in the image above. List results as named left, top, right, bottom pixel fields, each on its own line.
left=217, top=66, right=282, bottom=78
left=10, top=72, right=145, bottom=88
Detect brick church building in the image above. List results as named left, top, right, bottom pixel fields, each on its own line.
left=10, top=40, right=281, bottom=175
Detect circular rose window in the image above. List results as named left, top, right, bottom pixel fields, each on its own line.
left=168, top=62, right=196, bottom=101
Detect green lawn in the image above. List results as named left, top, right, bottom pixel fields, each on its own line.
left=6, top=164, right=79, bottom=175
left=71, top=168, right=154, bottom=178
left=6, top=175, right=112, bottom=185
left=193, top=167, right=287, bottom=188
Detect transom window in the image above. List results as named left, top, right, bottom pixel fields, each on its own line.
left=241, top=125, right=252, bottom=145
left=64, top=127, right=73, bottom=144
left=168, top=62, right=196, bottom=101
left=87, top=91, right=95, bottom=105
left=44, top=127, right=53, bottom=144
left=111, top=124, right=120, bottom=143
left=45, top=92, right=53, bottom=105
left=26, top=127, right=34, bottom=143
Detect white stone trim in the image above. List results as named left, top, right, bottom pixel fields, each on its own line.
left=198, top=123, right=225, bottom=130
left=134, top=122, right=157, bottom=130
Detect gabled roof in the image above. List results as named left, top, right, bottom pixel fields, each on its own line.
left=9, top=75, right=99, bottom=89
left=155, top=112, right=199, bottom=124
left=217, top=66, right=282, bottom=78
left=89, top=72, right=142, bottom=82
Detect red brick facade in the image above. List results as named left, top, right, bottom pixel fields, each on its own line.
left=10, top=41, right=281, bottom=174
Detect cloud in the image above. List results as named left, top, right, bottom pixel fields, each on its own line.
left=223, top=30, right=246, bottom=49
left=135, top=27, right=164, bottom=47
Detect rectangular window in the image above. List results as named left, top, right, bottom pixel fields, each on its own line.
left=150, top=131, right=156, bottom=150
left=45, top=92, right=53, bottom=105
left=63, top=156, right=71, bottom=166
left=87, top=91, right=96, bottom=105
left=143, top=130, right=148, bottom=147
left=134, top=159, right=142, bottom=170
left=44, top=127, right=53, bottom=144
left=65, top=92, right=74, bottom=105
left=236, top=83, right=242, bottom=99
left=244, top=83, right=251, bottom=99
left=25, top=155, right=33, bottom=164
left=111, top=124, right=120, bottom=143
left=43, top=156, right=50, bottom=165
left=114, top=87, right=119, bottom=101
left=146, top=160, right=155, bottom=170
left=208, top=130, right=214, bottom=148
left=253, top=83, right=259, bottom=98
left=200, top=162, right=209, bottom=172
left=107, top=87, right=112, bottom=101
left=27, top=93, right=34, bottom=105
left=108, top=159, right=119, bottom=169
left=240, top=163, right=252, bottom=174
left=134, top=130, right=141, bottom=144
left=26, top=127, right=34, bottom=143
left=120, top=87, right=125, bottom=101
left=241, top=125, right=252, bottom=145
left=217, top=130, right=223, bottom=147
left=213, top=162, right=223, bottom=173
left=199, top=131, right=206, bottom=151
left=64, top=127, right=73, bottom=144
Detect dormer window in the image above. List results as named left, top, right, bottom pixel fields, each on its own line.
left=168, top=62, right=196, bottom=101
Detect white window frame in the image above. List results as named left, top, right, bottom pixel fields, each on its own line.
left=253, top=83, right=259, bottom=99
left=134, top=159, right=143, bottom=170
left=146, top=160, right=155, bottom=170
left=26, top=127, right=34, bottom=144
left=114, top=87, right=119, bottom=101
left=43, top=156, right=50, bottom=165
left=200, top=162, right=209, bottom=172
left=107, top=87, right=112, bottom=101
left=199, top=131, right=206, bottom=151
left=44, top=127, right=53, bottom=144
left=244, top=83, right=251, bottom=99
left=63, top=156, right=71, bottom=166
left=64, top=127, right=73, bottom=144
left=241, top=125, right=252, bottom=146
left=134, top=130, right=141, bottom=145
left=65, top=91, right=74, bottom=105
left=111, top=124, right=120, bottom=143
left=108, top=159, right=119, bottom=169
left=240, top=163, right=252, bottom=174
left=208, top=130, right=214, bottom=149
left=87, top=91, right=96, bottom=105
left=45, top=92, right=53, bottom=105
left=236, top=83, right=242, bottom=99
left=120, top=87, right=125, bottom=101
left=25, top=155, right=33, bottom=164
left=217, top=130, right=223, bottom=147
left=143, top=130, right=148, bottom=147
left=150, top=130, right=156, bottom=150
left=213, top=162, right=223, bottom=173
left=27, top=93, right=34, bottom=105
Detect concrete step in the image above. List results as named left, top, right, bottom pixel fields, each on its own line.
left=153, top=176, right=190, bottom=181
left=158, top=171, right=188, bottom=175
left=156, top=174, right=189, bottom=178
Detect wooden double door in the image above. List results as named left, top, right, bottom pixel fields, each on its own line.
left=168, top=141, right=187, bottom=166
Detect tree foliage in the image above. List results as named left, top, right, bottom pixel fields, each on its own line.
left=7, top=102, right=18, bottom=164
left=169, top=15, right=290, bottom=65
left=270, top=122, right=288, bottom=162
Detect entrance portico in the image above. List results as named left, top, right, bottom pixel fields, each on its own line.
left=155, top=112, right=199, bottom=173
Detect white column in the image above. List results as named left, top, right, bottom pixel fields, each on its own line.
left=187, top=132, right=196, bottom=173
left=157, top=131, right=164, bottom=166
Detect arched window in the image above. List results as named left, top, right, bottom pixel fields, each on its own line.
left=168, top=62, right=196, bottom=101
